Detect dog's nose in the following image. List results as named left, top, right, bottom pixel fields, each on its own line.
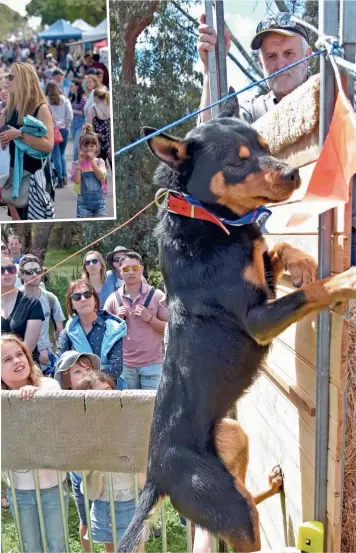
left=281, top=167, right=299, bottom=183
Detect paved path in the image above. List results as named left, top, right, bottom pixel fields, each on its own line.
left=0, top=137, right=114, bottom=222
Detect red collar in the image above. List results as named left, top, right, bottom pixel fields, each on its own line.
left=164, top=191, right=230, bottom=234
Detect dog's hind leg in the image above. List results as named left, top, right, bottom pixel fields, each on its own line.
left=166, top=447, right=260, bottom=552
left=215, top=418, right=283, bottom=507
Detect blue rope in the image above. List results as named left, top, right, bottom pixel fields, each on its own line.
left=115, top=48, right=326, bottom=158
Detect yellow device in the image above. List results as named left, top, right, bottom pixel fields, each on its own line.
left=297, top=521, right=324, bottom=552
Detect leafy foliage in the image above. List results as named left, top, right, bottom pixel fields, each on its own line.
left=0, top=5, right=25, bottom=39
left=80, top=1, right=202, bottom=273
left=26, top=0, right=106, bottom=26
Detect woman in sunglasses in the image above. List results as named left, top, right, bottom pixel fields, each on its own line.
left=0, top=63, right=54, bottom=220
left=1, top=254, right=44, bottom=362
left=82, top=250, right=115, bottom=308
left=55, top=279, right=127, bottom=389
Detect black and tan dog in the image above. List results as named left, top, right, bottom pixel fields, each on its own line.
left=118, top=96, right=356, bottom=553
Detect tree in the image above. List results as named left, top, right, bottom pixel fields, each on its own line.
left=26, top=0, right=106, bottom=26
left=0, top=5, right=25, bottom=39
left=79, top=0, right=203, bottom=271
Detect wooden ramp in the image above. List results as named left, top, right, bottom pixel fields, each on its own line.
left=238, top=75, right=351, bottom=552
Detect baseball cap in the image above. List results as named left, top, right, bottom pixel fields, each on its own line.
left=251, top=13, right=309, bottom=50
left=55, top=351, right=101, bottom=387
left=106, top=246, right=132, bottom=268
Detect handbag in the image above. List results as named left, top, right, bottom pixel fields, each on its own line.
left=2, top=167, right=31, bottom=208
left=54, top=126, right=63, bottom=145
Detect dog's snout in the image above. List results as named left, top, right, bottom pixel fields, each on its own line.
left=281, top=167, right=299, bottom=183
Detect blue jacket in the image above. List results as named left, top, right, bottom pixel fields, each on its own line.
left=55, top=310, right=127, bottom=379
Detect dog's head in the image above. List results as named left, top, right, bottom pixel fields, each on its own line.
left=143, top=89, right=300, bottom=216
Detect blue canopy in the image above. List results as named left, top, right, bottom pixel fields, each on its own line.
left=37, top=19, right=82, bottom=40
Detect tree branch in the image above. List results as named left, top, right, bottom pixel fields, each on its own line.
left=171, top=0, right=264, bottom=78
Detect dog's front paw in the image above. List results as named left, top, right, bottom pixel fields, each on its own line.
left=286, top=250, right=318, bottom=288
left=268, top=465, right=284, bottom=493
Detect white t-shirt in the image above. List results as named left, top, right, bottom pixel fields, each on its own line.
left=5, top=378, right=67, bottom=490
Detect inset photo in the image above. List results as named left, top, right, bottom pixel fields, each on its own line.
left=0, top=1, right=114, bottom=222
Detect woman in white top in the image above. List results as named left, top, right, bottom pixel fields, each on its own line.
left=83, top=74, right=100, bottom=119
left=1, top=334, right=68, bottom=553
left=46, top=81, right=73, bottom=188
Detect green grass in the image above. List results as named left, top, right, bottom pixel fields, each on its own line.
left=1, top=488, right=187, bottom=553
left=44, top=248, right=82, bottom=280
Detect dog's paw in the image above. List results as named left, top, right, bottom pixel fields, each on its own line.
left=286, top=251, right=318, bottom=288
left=268, top=464, right=284, bottom=492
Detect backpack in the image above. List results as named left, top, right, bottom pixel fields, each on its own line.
left=115, top=287, right=156, bottom=310
left=44, top=290, right=58, bottom=331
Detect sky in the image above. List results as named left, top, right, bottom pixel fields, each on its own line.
left=189, top=0, right=276, bottom=101
left=2, top=0, right=41, bottom=30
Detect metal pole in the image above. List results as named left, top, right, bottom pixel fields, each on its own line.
left=204, top=0, right=219, bottom=118
left=339, top=0, right=356, bottom=537
left=314, top=0, right=338, bottom=534
left=215, top=0, right=228, bottom=99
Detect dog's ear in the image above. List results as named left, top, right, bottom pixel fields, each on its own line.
left=142, top=127, right=189, bottom=168
left=218, top=87, right=240, bottom=119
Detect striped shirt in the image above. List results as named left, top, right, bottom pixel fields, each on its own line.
left=70, top=94, right=87, bottom=117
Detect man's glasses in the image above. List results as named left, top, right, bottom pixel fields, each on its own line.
left=5, top=74, right=14, bottom=82
left=1, top=265, right=16, bottom=275
left=84, top=258, right=99, bottom=266
left=23, top=268, right=42, bottom=276
left=71, top=290, right=93, bottom=301
left=122, top=265, right=141, bottom=273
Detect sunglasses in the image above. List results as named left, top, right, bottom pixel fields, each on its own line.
left=71, top=290, right=93, bottom=301
left=113, top=257, right=123, bottom=263
left=23, top=268, right=42, bottom=276
left=5, top=74, right=14, bottom=82
left=84, top=258, right=99, bottom=266
left=122, top=265, right=141, bottom=273
left=1, top=265, right=16, bottom=275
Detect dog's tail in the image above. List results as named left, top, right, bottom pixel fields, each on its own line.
left=118, top=480, right=160, bottom=553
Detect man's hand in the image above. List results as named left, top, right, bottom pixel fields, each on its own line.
left=197, top=14, right=231, bottom=70
left=118, top=306, right=128, bottom=320
left=135, top=305, right=152, bottom=323
left=39, top=350, right=50, bottom=366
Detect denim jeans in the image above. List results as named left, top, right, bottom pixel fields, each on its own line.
left=71, top=116, right=85, bottom=162
left=8, top=482, right=69, bottom=553
left=122, top=363, right=163, bottom=390
left=51, top=129, right=69, bottom=183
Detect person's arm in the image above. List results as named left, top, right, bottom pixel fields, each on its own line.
left=23, top=104, right=54, bottom=152
left=55, top=329, right=71, bottom=363
left=71, top=160, right=81, bottom=183
left=83, top=93, right=92, bottom=118
left=148, top=316, right=166, bottom=334
left=24, top=319, right=42, bottom=352
left=86, top=106, right=94, bottom=126
left=89, top=155, right=106, bottom=183
left=54, top=321, right=64, bottom=342
left=197, top=14, right=231, bottom=125
left=65, top=98, right=73, bottom=130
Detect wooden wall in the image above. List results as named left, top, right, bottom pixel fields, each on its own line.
left=237, top=138, right=351, bottom=551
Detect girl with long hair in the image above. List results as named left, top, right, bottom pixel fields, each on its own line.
left=0, top=62, right=54, bottom=219
left=82, top=250, right=115, bottom=307
left=86, top=88, right=111, bottom=167
left=45, top=81, right=73, bottom=188
left=1, top=334, right=69, bottom=553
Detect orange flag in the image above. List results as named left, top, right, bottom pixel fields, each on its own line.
left=286, top=88, right=356, bottom=227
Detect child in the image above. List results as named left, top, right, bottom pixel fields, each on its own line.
left=54, top=350, right=101, bottom=389
left=71, top=124, right=107, bottom=218
left=74, top=371, right=137, bottom=553
left=1, top=334, right=68, bottom=553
